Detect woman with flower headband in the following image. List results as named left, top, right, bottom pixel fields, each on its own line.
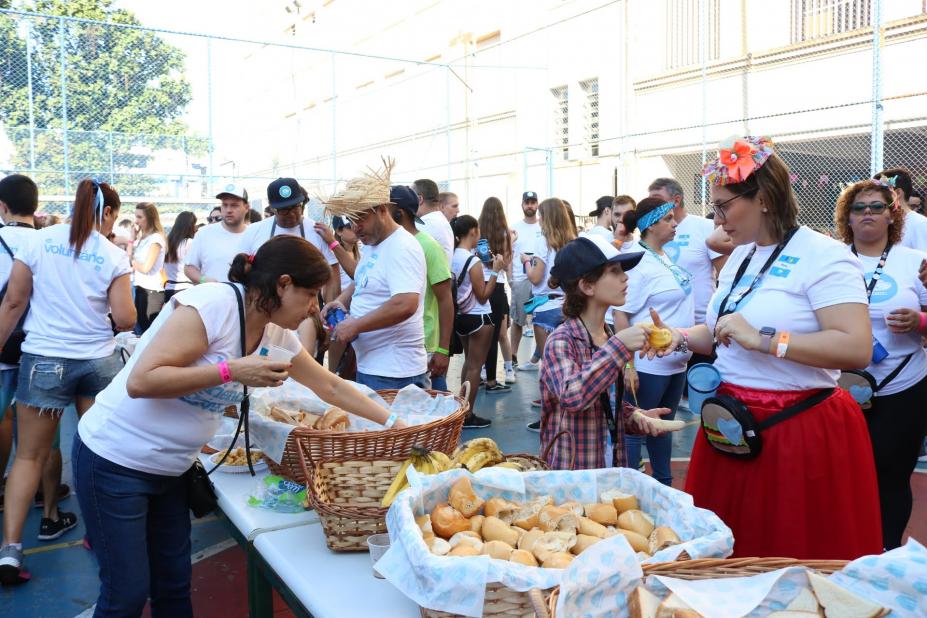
left=662, top=136, right=882, bottom=559
left=834, top=178, right=927, bottom=550
left=612, top=197, right=695, bottom=486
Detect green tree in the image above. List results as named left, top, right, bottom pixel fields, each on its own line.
left=0, top=0, right=200, bottom=197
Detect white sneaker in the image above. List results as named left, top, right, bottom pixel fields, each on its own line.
left=517, top=360, right=540, bottom=372
left=505, top=368, right=516, bottom=384
left=480, top=368, right=487, bottom=381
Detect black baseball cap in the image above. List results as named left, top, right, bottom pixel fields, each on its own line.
left=267, top=178, right=304, bottom=210
left=522, top=191, right=538, bottom=202
left=588, top=195, right=615, bottom=217
left=332, top=215, right=351, bottom=230
left=390, top=185, right=424, bottom=224
left=550, top=235, right=643, bottom=282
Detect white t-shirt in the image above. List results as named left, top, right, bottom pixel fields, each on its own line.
left=78, top=284, right=302, bottom=476
left=339, top=250, right=354, bottom=292
left=184, top=223, right=246, bottom=282
left=900, top=210, right=927, bottom=251
left=350, top=227, right=426, bottom=377
left=133, top=232, right=166, bottom=291
left=19, top=224, right=131, bottom=359
left=511, top=219, right=541, bottom=283
left=0, top=224, right=37, bottom=370
left=452, top=248, right=491, bottom=315
left=856, top=245, right=927, bottom=396
left=418, top=211, right=454, bottom=264
left=664, top=215, right=721, bottom=324
left=531, top=236, right=563, bottom=313
left=616, top=250, right=695, bottom=375
left=587, top=225, right=613, bottom=242
left=706, top=227, right=868, bottom=391
left=238, top=215, right=338, bottom=266
left=164, top=238, right=193, bottom=292
left=618, top=239, right=641, bottom=254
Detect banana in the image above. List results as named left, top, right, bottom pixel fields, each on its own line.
left=464, top=450, right=504, bottom=472
left=428, top=450, right=452, bottom=473
left=493, top=461, right=523, bottom=471
left=381, top=459, right=413, bottom=507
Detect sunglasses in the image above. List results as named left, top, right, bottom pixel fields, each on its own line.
left=849, top=202, right=889, bottom=214
left=207, top=216, right=222, bottom=223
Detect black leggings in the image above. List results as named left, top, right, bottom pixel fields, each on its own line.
left=134, top=287, right=165, bottom=334
left=483, top=284, right=509, bottom=380
left=865, top=373, right=927, bottom=550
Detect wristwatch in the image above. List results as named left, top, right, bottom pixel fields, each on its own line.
left=759, top=326, right=776, bottom=354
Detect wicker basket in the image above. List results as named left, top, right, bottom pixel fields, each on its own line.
left=503, top=454, right=549, bottom=472
left=266, top=387, right=469, bottom=484
left=420, top=583, right=551, bottom=618
left=539, top=557, right=850, bottom=618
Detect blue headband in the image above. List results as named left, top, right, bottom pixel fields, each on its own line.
left=637, top=202, right=674, bottom=233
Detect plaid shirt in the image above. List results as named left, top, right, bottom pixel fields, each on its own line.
left=539, top=317, right=647, bottom=470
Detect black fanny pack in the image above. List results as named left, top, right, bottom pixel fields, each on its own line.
left=700, top=388, right=835, bottom=459
left=838, top=353, right=913, bottom=410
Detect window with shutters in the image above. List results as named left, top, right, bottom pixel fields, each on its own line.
left=580, top=78, right=599, bottom=157
left=790, top=0, right=871, bottom=43
left=551, top=85, right=569, bottom=160
left=665, top=0, right=720, bottom=70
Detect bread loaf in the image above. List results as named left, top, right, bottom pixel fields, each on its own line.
left=512, top=496, right=552, bottom=530
left=577, top=516, right=612, bottom=539
left=618, top=509, right=655, bottom=537
left=481, top=516, right=520, bottom=546
left=431, top=503, right=471, bottom=539
left=448, top=477, right=484, bottom=517
left=509, top=549, right=539, bottom=567
left=531, top=531, right=577, bottom=562
left=570, top=534, right=602, bottom=555
left=517, top=528, right=544, bottom=553
left=541, top=552, right=574, bottom=569
left=559, top=501, right=584, bottom=517
left=615, top=528, right=650, bottom=553
left=484, top=497, right=519, bottom=524
left=584, top=503, right=619, bottom=525
left=600, top=489, right=639, bottom=513
left=481, top=540, right=514, bottom=561
left=648, top=526, right=681, bottom=554
left=448, top=530, right=483, bottom=552
left=469, top=514, right=485, bottom=534
left=628, top=586, right=661, bottom=618
left=428, top=537, right=451, bottom=556
left=318, top=407, right=350, bottom=431
left=538, top=505, right=579, bottom=533
left=448, top=544, right=481, bottom=557
left=656, top=593, right=702, bottom=618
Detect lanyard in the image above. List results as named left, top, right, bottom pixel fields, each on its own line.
left=578, top=319, right=620, bottom=443
left=3, top=222, right=34, bottom=229
left=638, top=241, right=693, bottom=293
left=851, top=241, right=891, bottom=302
left=718, top=227, right=799, bottom=317
left=270, top=219, right=305, bottom=240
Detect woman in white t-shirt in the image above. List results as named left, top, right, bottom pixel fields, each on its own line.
left=72, top=236, right=403, bottom=615
left=163, top=211, right=197, bottom=302
left=835, top=178, right=927, bottom=550
left=128, top=202, right=167, bottom=332
left=0, top=180, right=136, bottom=585
left=451, top=215, right=503, bottom=424
left=666, top=137, right=882, bottom=560
left=613, top=197, right=695, bottom=486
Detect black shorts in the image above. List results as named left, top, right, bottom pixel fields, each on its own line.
left=454, top=313, right=494, bottom=337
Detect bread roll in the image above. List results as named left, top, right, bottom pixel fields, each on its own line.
left=513, top=496, right=552, bottom=530
left=448, top=530, right=483, bottom=552
left=481, top=540, right=514, bottom=561
left=301, top=412, right=322, bottom=428
left=448, top=544, right=482, bottom=557
left=584, top=503, right=619, bottom=526
left=428, top=537, right=451, bottom=556
left=509, top=549, right=539, bottom=567
left=484, top=497, right=519, bottom=524
left=618, top=509, right=655, bottom=538
left=517, top=528, right=544, bottom=553
left=416, top=514, right=434, bottom=539
left=481, top=516, right=520, bottom=546
left=615, top=528, right=650, bottom=553
left=559, top=501, right=584, bottom=517
left=541, top=552, right=574, bottom=569
left=784, top=588, right=819, bottom=613
left=448, top=477, right=484, bottom=517
left=807, top=572, right=888, bottom=618
left=570, top=534, right=602, bottom=555
left=538, top=505, right=579, bottom=533
left=600, top=489, right=639, bottom=514
left=431, top=503, right=471, bottom=539
left=318, top=407, right=350, bottom=431
left=531, top=531, right=577, bottom=562
left=269, top=405, right=299, bottom=425
left=628, top=586, right=661, bottom=618
left=656, top=593, right=703, bottom=618
left=469, top=514, right=485, bottom=534
left=649, top=526, right=681, bottom=554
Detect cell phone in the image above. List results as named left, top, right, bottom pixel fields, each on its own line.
left=476, top=239, right=492, bottom=264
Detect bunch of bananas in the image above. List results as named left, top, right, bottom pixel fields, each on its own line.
left=381, top=447, right=453, bottom=507
left=450, top=437, right=505, bottom=472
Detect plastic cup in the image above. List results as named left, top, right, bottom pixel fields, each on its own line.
left=260, top=344, right=293, bottom=363
left=687, top=363, right=722, bottom=415
left=367, top=533, right=391, bottom=578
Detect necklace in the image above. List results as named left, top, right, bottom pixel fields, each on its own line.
left=638, top=240, right=693, bottom=294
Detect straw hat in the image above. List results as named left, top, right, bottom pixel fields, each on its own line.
left=323, top=156, right=396, bottom=220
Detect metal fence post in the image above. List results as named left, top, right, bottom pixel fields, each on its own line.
left=870, top=0, right=884, bottom=175
left=108, top=130, right=114, bottom=183
left=59, top=16, right=69, bottom=192
left=21, top=19, right=36, bottom=175
left=331, top=51, right=337, bottom=189
left=446, top=64, right=451, bottom=187
left=207, top=37, right=214, bottom=197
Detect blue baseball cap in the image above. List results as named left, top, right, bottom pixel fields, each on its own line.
left=390, top=185, right=424, bottom=224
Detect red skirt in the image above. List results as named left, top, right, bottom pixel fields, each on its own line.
left=685, top=383, right=882, bottom=559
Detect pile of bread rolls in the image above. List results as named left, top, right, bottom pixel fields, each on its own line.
left=268, top=405, right=349, bottom=431
left=414, top=478, right=682, bottom=569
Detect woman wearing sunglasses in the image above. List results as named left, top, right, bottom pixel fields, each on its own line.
left=835, top=178, right=927, bottom=550
left=658, top=137, right=882, bottom=560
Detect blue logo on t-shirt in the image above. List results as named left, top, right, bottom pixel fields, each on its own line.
left=664, top=235, right=689, bottom=263
left=865, top=272, right=898, bottom=304
left=44, top=238, right=106, bottom=272
left=353, top=252, right=379, bottom=290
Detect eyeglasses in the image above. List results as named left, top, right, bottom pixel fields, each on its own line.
left=709, top=190, right=756, bottom=221
left=849, top=202, right=889, bottom=214
left=207, top=216, right=222, bottom=223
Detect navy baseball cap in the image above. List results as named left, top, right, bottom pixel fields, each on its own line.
left=267, top=178, right=304, bottom=210
left=332, top=215, right=351, bottom=230
left=390, top=185, right=424, bottom=224
left=522, top=191, right=538, bottom=202
left=550, top=235, right=643, bottom=282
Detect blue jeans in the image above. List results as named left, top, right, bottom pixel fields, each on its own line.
left=73, top=435, right=193, bottom=618
left=623, top=370, right=687, bottom=486
left=429, top=374, right=448, bottom=392
left=356, top=372, right=429, bottom=391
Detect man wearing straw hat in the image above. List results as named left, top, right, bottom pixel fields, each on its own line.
left=321, top=159, right=429, bottom=390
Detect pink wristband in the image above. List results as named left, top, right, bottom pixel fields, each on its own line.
left=328, top=240, right=339, bottom=250
left=217, top=361, right=232, bottom=384
left=919, top=312, right=927, bottom=333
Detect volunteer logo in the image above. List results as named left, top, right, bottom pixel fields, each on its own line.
left=44, top=238, right=106, bottom=272
left=279, top=185, right=292, bottom=199
left=225, top=183, right=236, bottom=191
left=866, top=272, right=898, bottom=304
left=769, top=254, right=799, bottom=278
left=665, top=235, right=688, bottom=263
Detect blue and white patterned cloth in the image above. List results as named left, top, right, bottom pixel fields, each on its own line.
left=377, top=466, right=733, bottom=617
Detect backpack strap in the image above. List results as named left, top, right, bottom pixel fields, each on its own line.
left=457, top=255, right=476, bottom=286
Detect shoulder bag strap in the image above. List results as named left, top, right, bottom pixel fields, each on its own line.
left=0, top=234, right=14, bottom=261
left=876, top=353, right=915, bottom=392
left=755, top=388, right=835, bottom=432
left=457, top=255, right=475, bottom=286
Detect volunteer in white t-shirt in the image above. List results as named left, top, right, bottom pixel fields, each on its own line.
left=128, top=202, right=167, bottom=333
left=585, top=195, right=615, bottom=243
left=413, top=178, right=454, bottom=263
left=835, top=178, right=927, bottom=550
left=184, top=184, right=249, bottom=284
left=164, top=211, right=197, bottom=302
left=611, top=195, right=639, bottom=253
left=613, top=197, right=694, bottom=486
left=322, top=167, right=428, bottom=391
left=238, top=178, right=340, bottom=301
left=510, top=191, right=542, bottom=371
left=668, top=136, right=881, bottom=560
left=73, top=235, right=402, bottom=615
left=525, top=198, right=577, bottom=345
left=872, top=168, right=927, bottom=251
left=0, top=180, right=136, bottom=585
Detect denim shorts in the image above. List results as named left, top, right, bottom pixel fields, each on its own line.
left=533, top=306, right=565, bottom=333
left=17, top=351, right=123, bottom=413
left=0, top=368, right=17, bottom=422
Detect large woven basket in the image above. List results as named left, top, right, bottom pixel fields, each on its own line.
left=539, top=557, right=851, bottom=618
left=420, top=583, right=550, bottom=618
left=266, top=387, right=469, bottom=484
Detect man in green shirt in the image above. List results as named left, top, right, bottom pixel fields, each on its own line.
left=389, top=185, right=453, bottom=390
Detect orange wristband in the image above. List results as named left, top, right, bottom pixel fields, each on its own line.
left=775, top=332, right=790, bottom=359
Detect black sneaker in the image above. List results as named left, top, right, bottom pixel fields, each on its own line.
left=463, top=414, right=492, bottom=428
left=484, top=383, right=511, bottom=394
left=38, top=511, right=78, bottom=541
left=0, top=545, right=29, bottom=585
left=526, top=420, right=541, bottom=432
left=34, top=483, right=70, bottom=508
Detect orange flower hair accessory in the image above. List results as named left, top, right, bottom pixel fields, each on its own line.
left=703, top=136, right=775, bottom=186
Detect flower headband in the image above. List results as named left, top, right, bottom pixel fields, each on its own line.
left=637, top=202, right=674, bottom=233
left=868, top=175, right=901, bottom=210
left=702, top=136, right=776, bottom=186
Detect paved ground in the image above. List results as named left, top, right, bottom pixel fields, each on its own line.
left=1, top=335, right=925, bottom=617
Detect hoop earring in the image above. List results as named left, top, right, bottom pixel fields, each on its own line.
left=762, top=208, right=768, bottom=213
